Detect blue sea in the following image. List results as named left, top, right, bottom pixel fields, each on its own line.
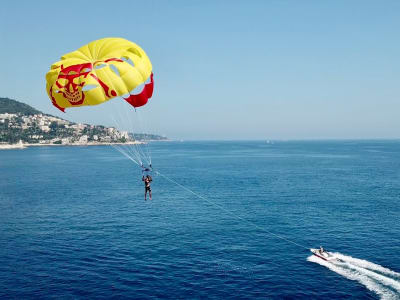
left=1, top=141, right=400, bottom=299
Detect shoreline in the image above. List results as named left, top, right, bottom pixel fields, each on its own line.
left=0, top=141, right=148, bottom=150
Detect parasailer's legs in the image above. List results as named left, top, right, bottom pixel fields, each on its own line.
left=144, top=187, right=151, bottom=200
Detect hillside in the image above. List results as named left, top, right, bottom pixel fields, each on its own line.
left=0, top=97, right=41, bottom=115
left=0, top=97, right=168, bottom=144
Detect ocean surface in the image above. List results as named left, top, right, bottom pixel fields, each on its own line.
left=1, top=141, right=399, bottom=299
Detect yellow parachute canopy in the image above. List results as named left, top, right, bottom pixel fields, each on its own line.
left=46, top=37, right=153, bottom=112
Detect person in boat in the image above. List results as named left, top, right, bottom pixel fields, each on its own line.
left=142, top=174, right=152, bottom=200
left=319, top=246, right=325, bottom=254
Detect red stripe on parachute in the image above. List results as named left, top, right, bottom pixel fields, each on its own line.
left=124, top=73, right=154, bottom=108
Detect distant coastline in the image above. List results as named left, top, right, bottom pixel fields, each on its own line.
left=0, top=140, right=147, bottom=150
left=1, top=97, right=169, bottom=147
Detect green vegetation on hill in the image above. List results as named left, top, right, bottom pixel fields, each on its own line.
left=0, top=97, right=41, bottom=115
left=131, top=133, right=168, bottom=141
left=0, top=97, right=168, bottom=144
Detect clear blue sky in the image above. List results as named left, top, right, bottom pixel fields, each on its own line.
left=1, top=1, right=399, bottom=140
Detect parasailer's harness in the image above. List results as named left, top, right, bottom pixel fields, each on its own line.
left=141, top=164, right=153, bottom=178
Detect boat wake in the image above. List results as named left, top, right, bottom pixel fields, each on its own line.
left=308, top=253, right=400, bottom=299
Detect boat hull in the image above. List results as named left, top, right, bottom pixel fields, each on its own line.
left=310, top=248, right=336, bottom=262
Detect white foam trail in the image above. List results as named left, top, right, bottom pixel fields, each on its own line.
left=308, top=253, right=400, bottom=300
left=333, top=253, right=400, bottom=279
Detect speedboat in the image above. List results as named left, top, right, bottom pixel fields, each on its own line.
left=310, top=248, right=337, bottom=262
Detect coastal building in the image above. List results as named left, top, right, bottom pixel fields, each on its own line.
left=107, top=127, right=116, bottom=134
left=0, top=113, right=16, bottom=119
left=58, top=119, right=69, bottom=125
left=101, top=136, right=111, bottom=142
left=61, top=138, right=70, bottom=144
left=50, top=138, right=61, bottom=143
left=79, top=135, right=88, bottom=144
left=41, top=125, right=50, bottom=132
left=120, top=131, right=129, bottom=139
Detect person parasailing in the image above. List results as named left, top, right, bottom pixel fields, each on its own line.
left=46, top=37, right=156, bottom=199
left=141, top=164, right=153, bottom=200
left=142, top=174, right=152, bottom=200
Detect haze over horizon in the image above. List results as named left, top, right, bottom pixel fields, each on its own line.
left=1, top=1, right=399, bottom=140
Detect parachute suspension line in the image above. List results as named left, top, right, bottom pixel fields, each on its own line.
left=155, top=170, right=310, bottom=251
left=135, top=109, right=152, bottom=165
left=108, top=113, right=140, bottom=165
left=97, top=65, right=138, bottom=165
left=99, top=67, right=151, bottom=168
left=115, top=103, right=143, bottom=164
left=110, top=144, right=140, bottom=166
left=114, top=102, right=146, bottom=166
left=109, top=112, right=143, bottom=165
left=132, top=108, right=148, bottom=162
left=114, top=99, right=149, bottom=167
left=126, top=106, right=151, bottom=166
left=118, top=103, right=143, bottom=164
